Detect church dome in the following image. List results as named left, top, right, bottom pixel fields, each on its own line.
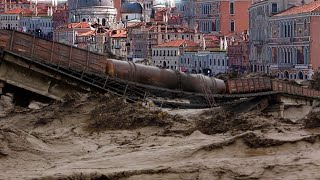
left=77, top=0, right=114, bottom=8
left=120, top=2, right=143, bottom=14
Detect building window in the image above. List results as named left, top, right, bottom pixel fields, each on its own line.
left=304, top=19, right=308, bottom=29
left=271, top=3, right=278, bottom=14
left=230, top=20, right=235, bottom=32
left=102, top=18, right=106, bottom=26
left=297, top=46, right=304, bottom=64
left=229, top=1, right=234, bottom=15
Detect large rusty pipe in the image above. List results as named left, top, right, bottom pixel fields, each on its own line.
left=105, top=59, right=226, bottom=94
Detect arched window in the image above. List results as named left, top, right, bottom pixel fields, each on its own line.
left=102, top=18, right=106, bottom=26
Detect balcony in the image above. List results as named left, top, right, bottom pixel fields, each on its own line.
left=292, top=37, right=310, bottom=43
left=278, top=63, right=294, bottom=68
left=294, top=64, right=311, bottom=69
left=278, top=37, right=293, bottom=44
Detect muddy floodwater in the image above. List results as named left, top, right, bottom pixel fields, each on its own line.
left=1, top=93, right=320, bottom=179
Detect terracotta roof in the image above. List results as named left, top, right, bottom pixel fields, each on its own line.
left=67, top=22, right=91, bottom=28
left=157, top=40, right=199, bottom=48
left=275, top=1, right=320, bottom=17
left=111, top=31, right=127, bottom=38
left=204, top=34, right=220, bottom=41
left=77, top=30, right=95, bottom=36
left=126, top=22, right=144, bottom=28
left=3, top=8, right=24, bottom=14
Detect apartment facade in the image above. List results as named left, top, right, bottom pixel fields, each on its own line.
left=268, top=1, right=320, bottom=80
left=180, top=50, right=227, bottom=75
left=227, top=32, right=249, bottom=73
left=174, top=0, right=250, bottom=35
left=152, top=39, right=199, bottom=70
left=249, top=0, right=315, bottom=74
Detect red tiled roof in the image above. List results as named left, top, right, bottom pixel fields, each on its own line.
left=67, top=22, right=91, bottom=28
left=111, top=31, right=127, bottom=38
left=157, top=40, right=199, bottom=47
left=77, top=30, right=95, bottom=36
left=126, top=22, right=144, bottom=28
left=3, top=8, right=23, bottom=14
left=275, top=1, right=320, bottom=17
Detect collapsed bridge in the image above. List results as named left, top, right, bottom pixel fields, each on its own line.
left=0, top=29, right=319, bottom=114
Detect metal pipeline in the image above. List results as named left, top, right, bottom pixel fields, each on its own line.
left=105, top=59, right=226, bottom=94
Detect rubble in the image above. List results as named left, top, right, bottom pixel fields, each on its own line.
left=195, top=109, right=273, bottom=134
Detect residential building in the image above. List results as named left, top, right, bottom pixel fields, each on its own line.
left=152, top=39, right=199, bottom=70
left=268, top=1, right=320, bottom=80
left=52, top=5, right=68, bottom=29
left=0, top=0, right=36, bottom=13
left=20, top=16, right=53, bottom=38
left=0, top=8, right=27, bottom=30
left=53, top=21, right=91, bottom=45
left=127, top=22, right=204, bottom=61
left=227, top=32, right=249, bottom=73
left=180, top=50, right=227, bottom=75
left=249, top=0, right=315, bottom=74
left=108, top=29, right=127, bottom=59
left=219, top=0, right=251, bottom=35
left=174, top=0, right=250, bottom=35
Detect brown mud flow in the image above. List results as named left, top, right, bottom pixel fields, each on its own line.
left=1, top=92, right=320, bottom=179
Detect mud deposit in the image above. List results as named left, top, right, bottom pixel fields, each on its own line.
left=1, top=93, right=320, bottom=179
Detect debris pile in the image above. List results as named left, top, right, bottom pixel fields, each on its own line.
left=195, top=110, right=273, bottom=134
left=88, top=97, right=172, bottom=130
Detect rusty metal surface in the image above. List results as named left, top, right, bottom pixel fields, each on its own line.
left=106, top=59, right=226, bottom=94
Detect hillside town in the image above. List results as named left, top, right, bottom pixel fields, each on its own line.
left=2, top=0, right=318, bottom=79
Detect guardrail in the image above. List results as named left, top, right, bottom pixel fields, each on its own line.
left=0, top=29, right=183, bottom=109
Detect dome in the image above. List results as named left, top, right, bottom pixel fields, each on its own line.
left=120, top=2, right=143, bottom=14
left=77, top=0, right=114, bottom=8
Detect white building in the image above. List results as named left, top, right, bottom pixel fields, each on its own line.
left=20, top=16, right=53, bottom=37
left=152, top=39, right=199, bottom=70
left=180, top=51, right=227, bottom=75
left=0, top=8, right=23, bottom=30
